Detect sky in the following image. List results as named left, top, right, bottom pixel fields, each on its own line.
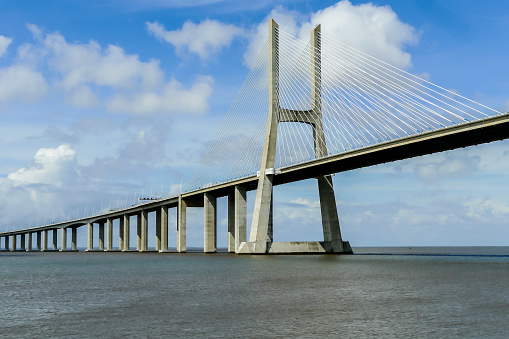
left=1, top=0, right=508, bottom=248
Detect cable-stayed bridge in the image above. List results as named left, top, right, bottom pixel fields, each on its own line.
left=1, top=19, right=507, bottom=254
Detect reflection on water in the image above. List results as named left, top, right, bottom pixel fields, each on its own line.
left=1, top=248, right=509, bottom=338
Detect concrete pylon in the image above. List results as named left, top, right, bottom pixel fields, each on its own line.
left=99, top=222, right=105, bottom=251
left=123, top=215, right=130, bottom=251
left=87, top=223, right=93, bottom=251
left=119, top=216, right=125, bottom=251
left=234, top=185, right=247, bottom=253
left=177, top=195, right=186, bottom=253
left=61, top=228, right=67, bottom=251
left=71, top=228, right=77, bottom=251
left=37, top=231, right=41, bottom=251
left=140, top=210, right=148, bottom=251
left=156, top=209, right=161, bottom=251
left=160, top=206, right=169, bottom=252
left=53, top=229, right=58, bottom=250
left=27, top=233, right=32, bottom=251
left=242, top=19, right=279, bottom=254
left=204, top=192, right=217, bottom=253
left=238, top=20, right=352, bottom=254
left=107, top=217, right=113, bottom=251
left=42, top=230, right=48, bottom=251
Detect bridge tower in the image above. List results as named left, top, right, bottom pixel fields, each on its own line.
left=238, top=20, right=352, bottom=254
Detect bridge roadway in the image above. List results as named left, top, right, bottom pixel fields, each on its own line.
left=1, top=112, right=509, bottom=252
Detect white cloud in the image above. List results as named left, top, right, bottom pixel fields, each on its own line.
left=414, top=152, right=480, bottom=183
left=0, top=64, right=47, bottom=103
left=147, top=19, right=244, bottom=60
left=106, top=75, right=214, bottom=114
left=244, top=1, right=419, bottom=69
left=66, top=85, right=99, bottom=107
left=0, top=35, right=12, bottom=58
left=290, top=197, right=320, bottom=208
left=37, top=30, right=163, bottom=91
left=8, top=144, right=78, bottom=187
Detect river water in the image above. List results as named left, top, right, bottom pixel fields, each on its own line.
left=1, top=247, right=508, bottom=338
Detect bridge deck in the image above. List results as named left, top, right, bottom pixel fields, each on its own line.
left=2, top=113, right=509, bottom=236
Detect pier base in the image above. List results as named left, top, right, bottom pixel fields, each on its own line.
left=237, top=241, right=352, bottom=254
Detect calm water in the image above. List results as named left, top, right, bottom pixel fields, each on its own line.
left=1, top=247, right=509, bottom=338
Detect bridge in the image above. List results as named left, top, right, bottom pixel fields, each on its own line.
left=0, top=20, right=506, bottom=254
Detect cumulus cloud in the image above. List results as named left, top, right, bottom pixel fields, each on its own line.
left=14, top=24, right=215, bottom=114
left=8, top=144, right=78, bottom=187
left=414, top=152, right=480, bottom=183
left=106, top=75, right=214, bottom=114
left=34, top=29, right=164, bottom=91
left=0, top=35, right=12, bottom=58
left=244, top=1, right=419, bottom=68
left=147, top=19, right=244, bottom=60
left=0, top=64, right=47, bottom=103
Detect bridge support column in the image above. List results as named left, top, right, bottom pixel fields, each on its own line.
left=37, top=231, right=41, bottom=251
left=234, top=185, right=247, bottom=253
left=156, top=209, right=161, bottom=251
left=42, top=230, right=48, bottom=251
left=27, top=233, right=32, bottom=251
left=52, top=229, right=58, bottom=250
left=227, top=192, right=235, bottom=253
left=119, top=217, right=124, bottom=251
left=123, top=215, right=130, bottom=251
left=160, top=206, right=168, bottom=252
left=177, top=195, right=186, bottom=253
left=204, top=193, right=217, bottom=253
left=71, top=228, right=77, bottom=251
left=60, top=228, right=67, bottom=251
left=11, top=234, right=16, bottom=251
left=5, top=236, right=9, bottom=251
left=99, top=222, right=105, bottom=251
left=87, top=223, right=93, bottom=251
left=107, top=217, right=113, bottom=251
left=20, top=234, right=25, bottom=251
left=136, top=214, right=141, bottom=251
left=140, top=210, right=148, bottom=251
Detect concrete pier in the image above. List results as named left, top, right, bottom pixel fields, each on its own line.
left=234, top=185, right=247, bottom=253
left=37, top=231, right=41, bottom=251
left=42, top=230, right=48, bottom=251
left=107, top=218, right=113, bottom=251
left=156, top=209, right=161, bottom=251
left=72, top=228, right=77, bottom=251
left=140, top=210, right=148, bottom=251
left=227, top=192, right=235, bottom=253
left=61, top=228, right=67, bottom=251
left=177, top=195, right=186, bottom=253
left=119, top=217, right=124, bottom=251
left=99, top=222, right=105, bottom=251
left=160, top=206, right=168, bottom=252
left=87, top=223, right=93, bottom=251
left=123, top=215, right=130, bottom=251
left=11, top=234, right=16, bottom=251
left=204, top=193, right=217, bottom=253
left=5, top=236, right=9, bottom=251
left=27, top=233, right=32, bottom=251
left=20, top=234, right=25, bottom=251
left=136, top=214, right=141, bottom=251
left=52, top=229, right=58, bottom=250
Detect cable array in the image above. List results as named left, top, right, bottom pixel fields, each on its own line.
left=185, top=39, right=270, bottom=191
left=186, top=27, right=501, bottom=192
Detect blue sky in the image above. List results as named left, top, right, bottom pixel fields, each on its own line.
left=0, top=0, right=508, bottom=248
